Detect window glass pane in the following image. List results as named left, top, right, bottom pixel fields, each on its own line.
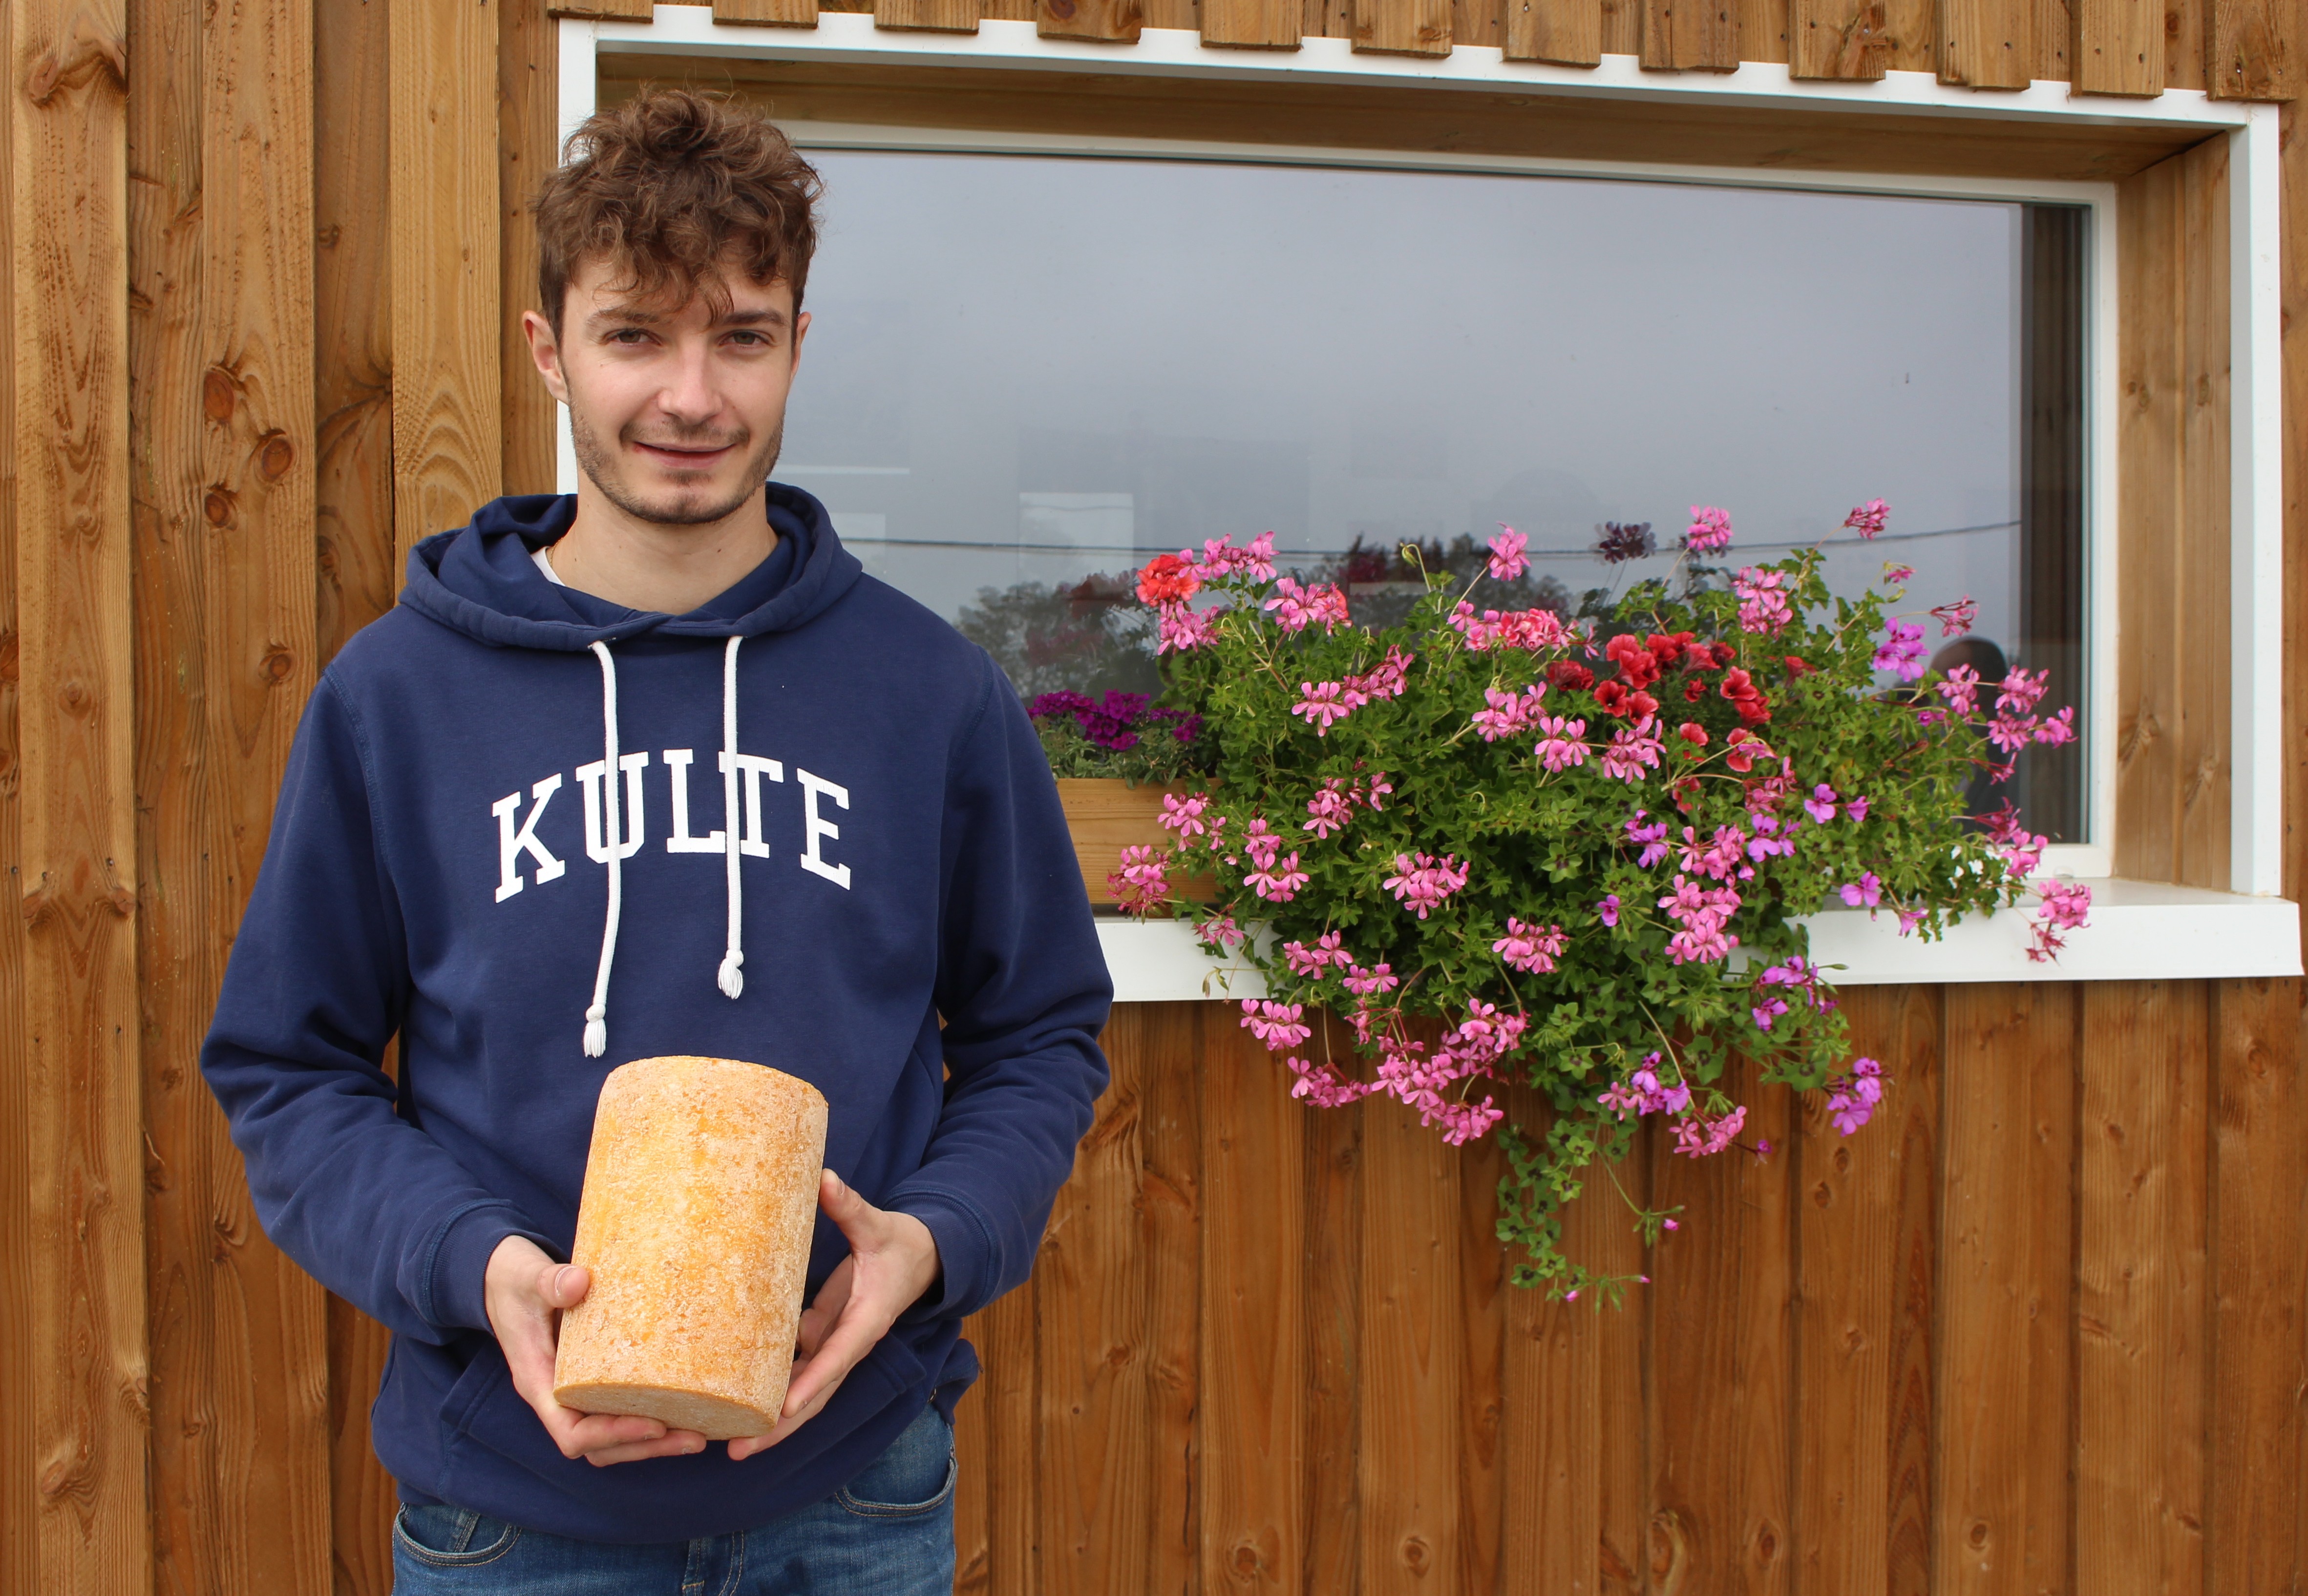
left=781, top=150, right=2083, bottom=839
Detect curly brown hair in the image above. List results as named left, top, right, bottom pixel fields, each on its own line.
left=534, top=88, right=824, bottom=336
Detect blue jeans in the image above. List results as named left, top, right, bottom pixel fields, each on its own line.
left=390, top=1403, right=955, bottom=1595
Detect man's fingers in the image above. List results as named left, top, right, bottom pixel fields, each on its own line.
left=537, top=1261, right=589, bottom=1309
left=781, top=1303, right=879, bottom=1420
left=796, top=1258, right=855, bottom=1357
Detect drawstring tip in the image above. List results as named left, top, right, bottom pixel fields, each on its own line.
left=583, top=1016, right=607, bottom=1057
left=717, top=951, right=744, bottom=1000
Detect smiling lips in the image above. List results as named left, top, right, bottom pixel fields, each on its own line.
left=633, top=438, right=741, bottom=468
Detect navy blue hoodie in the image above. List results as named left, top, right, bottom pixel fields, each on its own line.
left=199, top=484, right=1112, bottom=1544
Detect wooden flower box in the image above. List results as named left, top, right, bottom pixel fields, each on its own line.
left=1056, top=777, right=1215, bottom=906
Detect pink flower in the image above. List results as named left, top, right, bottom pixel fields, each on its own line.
left=1533, top=715, right=1590, bottom=774
left=1239, top=998, right=1312, bottom=1052
left=1936, top=664, right=1981, bottom=717
left=1932, top=595, right=1977, bottom=637
left=1847, top=795, right=1871, bottom=823
left=1823, top=1056, right=1885, bottom=1134
left=1264, top=577, right=1316, bottom=634
left=1684, top=505, right=1734, bottom=553
left=1355, top=770, right=1394, bottom=811
left=1733, top=567, right=1793, bottom=635
left=1804, top=784, right=1839, bottom=824
left=1304, top=782, right=1356, bottom=839
left=1383, top=852, right=1469, bottom=919
left=2034, top=706, right=2076, bottom=746
left=1598, top=894, right=1621, bottom=928
left=2027, top=879, right=2092, bottom=963
left=1246, top=851, right=1309, bottom=902
left=1106, top=844, right=1172, bottom=915
left=1671, top=1104, right=1748, bottom=1158
left=1156, top=605, right=1218, bottom=653
left=1601, top=717, right=1665, bottom=782
left=1752, top=996, right=1789, bottom=1031
left=1882, top=562, right=1914, bottom=586
left=1487, top=525, right=1530, bottom=582
left=1284, top=1054, right=1370, bottom=1108
left=1188, top=531, right=1276, bottom=582
left=1159, top=790, right=1212, bottom=840
left=1874, top=619, right=1928, bottom=682
left=1493, top=917, right=1569, bottom=975
left=1625, top=811, right=1671, bottom=869
left=1292, top=680, right=1355, bottom=735
left=1471, top=684, right=1541, bottom=742
left=1839, top=872, right=1884, bottom=908
left=1843, top=498, right=1890, bottom=538
left=1243, top=816, right=1281, bottom=872
left=1348, top=645, right=1414, bottom=703
left=1196, top=913, right=1245, bottom=948
left=1997, top=667, right=2049, bottom=714
left=1342, top=962, right=1398, bottom=998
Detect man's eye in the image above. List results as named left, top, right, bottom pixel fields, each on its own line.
left=727, top=331, right=770, bottom=347
left=608, top=329, right=650, bottom=345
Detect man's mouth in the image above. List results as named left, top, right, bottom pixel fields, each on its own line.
left=632, top=439, right=740, bottom=468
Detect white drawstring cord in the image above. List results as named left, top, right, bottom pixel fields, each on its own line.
left=716, top=636, right=745, bottom=999
left=583, top=640, right=622, bottom=1057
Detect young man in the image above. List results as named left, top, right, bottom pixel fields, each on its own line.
left=200, top=90, right=1112, bottom=1591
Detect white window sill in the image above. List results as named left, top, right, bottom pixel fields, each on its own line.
left=1093, top=879, right=2303, bottom=1004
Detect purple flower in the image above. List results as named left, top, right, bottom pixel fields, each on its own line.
left=1839, top=872, right=1884, bottom=909
left=1683, top=506, right=1734, bottom=553
left=1599, top=894, right=1621, bottom=928
left=1594, top=521, right=1655, bottom=564
left=1873, top=619, right=1928, bottom=682
left=1487, top=526, right=1530, bottom=583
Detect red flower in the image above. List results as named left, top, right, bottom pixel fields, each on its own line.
left=1683, top=677, right=1707, bottom=703
left=1783, top=655, right=1815, bottom=677
left=1647, top=630, right=1694, bottom=665
left=1136, top=553, right=1200, bottom=607
left=1546, top=660, right=1596, bottom=691
left=1725, top=728, right=1771, bottom=773
left=1593, top=680, right=1630, bottom=716
left=1676, top=722, right=1709, bottom=746
left=1718, top=668, right=1770, bottom=723
left=1605, top=633, right=1662, bottom=689
left=1628, top=689, right=1659, bottom=719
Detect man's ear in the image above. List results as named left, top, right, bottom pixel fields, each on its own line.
left=790, top=308, right=810, bottom=373
left=523, top=308, right=570, bottom=404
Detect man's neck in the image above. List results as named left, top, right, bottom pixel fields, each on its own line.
left=546, top=481, right=778, bottom=614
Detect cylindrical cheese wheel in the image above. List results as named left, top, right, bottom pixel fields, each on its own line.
left=552, top=1055, right=828, bottom=1440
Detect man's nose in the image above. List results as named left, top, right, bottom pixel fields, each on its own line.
left=655, top=342, right=722, bottom=425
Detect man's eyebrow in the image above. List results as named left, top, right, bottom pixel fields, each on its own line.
left=584, top=306, right=666, bottom=332
left=715, top=307, right=790, bottom=330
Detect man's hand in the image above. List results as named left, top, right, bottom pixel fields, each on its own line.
left=484, top=1235, right=710, bottom=1467
left=727, top=1171, right=941, bottom=1460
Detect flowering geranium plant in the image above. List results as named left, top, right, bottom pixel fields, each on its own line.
left=1028, top=689, right=1210, bottom=783
left=1113, top=504, right=2084, bottom=1301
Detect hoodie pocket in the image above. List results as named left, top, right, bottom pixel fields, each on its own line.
left=437, top=1342, right=512, bottom=1442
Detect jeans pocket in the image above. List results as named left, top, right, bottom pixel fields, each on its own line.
left=833, top=1406, right=956, bottom=1519
left=393, top=1502, right=525, bottom=1568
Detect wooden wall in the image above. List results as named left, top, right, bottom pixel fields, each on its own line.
left=0, top=0, right=2304, bottom=1591
left=947, top=983, right=2308, bottom=1596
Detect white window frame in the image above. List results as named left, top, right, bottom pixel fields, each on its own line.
left=553, top=9, right=2296, bottom=982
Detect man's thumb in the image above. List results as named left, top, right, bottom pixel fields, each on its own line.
left=546, top=1263, right=586, bottom=1306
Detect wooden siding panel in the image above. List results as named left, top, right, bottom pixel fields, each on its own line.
left=11, top=0, right=150, bottom=1583
left=2076, top=983, right=2208, bottom=1596
left=502, top=0, right=560, bottom=495
left=0, top=0, right=27, bottom=1587
left=1455, top=1127, right=1505, bottom=1596
left=2165, top=0, right=2206, bottom=85
left=1040, top=0, right=1146, bottom=41
left=1640, top=0, right=1740, bottom=66
left=1648, top=1055, right=1793, bottom=1594
left=1792, top=0, right=1893, bottom=78
left=1302, top=1025, right=1362, bottom=1596
left=1203, top=1014, right=1303, bottom=1596
left=2208, top=980, right=2308, bottom=1596
left=1503, top=0, right=1602, bottom=64
left=1935, top=985, right=2076, bottom=1596
left=1882, top=985, right=1944, bottom=1596
left=976, top=1272, right=1040, bottom=1596
left=2207, top=0, right=2293, bottom=96
left=390, top=0, right=502, bottom=561
left=879, top=0, right=984, bottom=30
left=1354, top=0, right=1452, bottom=52
left=1204, top=0, right=1302, bottom=48
left=1938, top=0, right=2033, bottom=83
left=713, top=0, right=820, bottom=23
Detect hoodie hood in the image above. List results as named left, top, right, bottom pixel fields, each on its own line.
left=400, top=482, right=866, bottom=651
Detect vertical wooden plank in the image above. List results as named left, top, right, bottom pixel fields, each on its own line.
left=1934, top=985, right=2076, bottom=1596
left=1302, top=1020, right=1361, bottom=1596
left=1599, top=0, right=1640, bottom=53
left=878, top=0, right=983, bottom=29
left=2034, top=0, right=2071, bottom=82
left=1205, top=0, right=1302, bottom=44
left=1143, top=1005, right=1201, bottom=1596
left=2208, top=979, right=2307, bottom=1596
left=390, top=0, right=501, bottom=562
left=1354, top=0, right=1452, bottom=54
left=1358, top=1094, right=1462, bottom=1595
left=2116, top=140, right=2232, bottom=889
left=551, top=0, right=655, bottom=17
left=0, top=0, right=28, bottom=1583
left=953, top=1368, right=994, bottom=1596
left=1885, top=0, right=1937, bottom=66
left=1937, top=0, right=2033, bottom=84
left=1041, top=0, right=1146, bottom=40
left=1639, top=0, right=1739, bottom=66
left=1038, top=1007, right=1156, bottom=1595
left=133, top=0, right=331, bottom=1585
left=1203, top=1015, right=1304, bottom=1596
left=2075, top=983, right=2208, bottom=1596
left=10, top=0, right=150, bottom=1583
left=1503, top=0, right=1602, bottom=63
left=1790, top=0, right=1891, bottom=79
left=980, top=1265, right=1040, bottom=1596
left=1794, top=989, right=1910, bottom=1595
left=2077, top=0, right=2160, bottom=95
left=502, top=0, right=560, bottom=497
left=1647, top=1055, right=1792, bottom=1594
left=1883, top=986, right=1944, bottom=1596
left=1453, top=0, right=1504, bottom=47
left=2164, top=0, right=2205, bottom=85
left=1739, top=0, right=1789, bottom=61
left=1457, top=1126, right=1505, bottom=1596
left=1594, top=1128, right=1648, bottom=1596
left=2206, top=0, right=2292, bottom=96
left=712, top=0, right=821, bottom=22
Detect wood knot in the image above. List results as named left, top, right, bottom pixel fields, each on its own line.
left=1229, top=1539, right=1265, bottom=1577
left=24, top=14, right=127, bottom=105
left=1968, top=1517, right=1991, bottom=1551
left=261, top=645, right=296, bottom=683
left=204, top=486, right=236, bottom=527
left=1397, top=1534, right=1429, bottom=1574
left=57, top=677, right=90, bottom=715
left=1045, top=0, right=1078, bottom=16
left=203, top=366, right=238, bottom=424
left=258, top=431, right=296, bottom=483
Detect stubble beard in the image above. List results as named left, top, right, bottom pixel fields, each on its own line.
left=570, top=404, right=785, bottom=528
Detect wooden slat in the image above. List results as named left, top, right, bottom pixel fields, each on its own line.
left=1740, top=0, right=1789, bottom=59
left=978, top=1268, right=1039, bottom=1596
left=1456, top=1124, right=1505, bottom=1596
left=2206, top=0, right=2293, bottom=96
left=10, top=0, right=150, bottom=1582
left=1935, top=985, right=2076, bottom=1596
left=1454, top=0, right=1505, bottom=47
left=1204, top=0, right=1304, bottom=46
left=1885, top=0, right=1937, bottom=65
left=130, top=0, right=331, bottom=1584
left=2163, top=0, right=2205, bottom=84
left=2075, top=983, right=2208, bottom=1596
left=2174, top=143, right=2231, bottom=887
left=1648, top=1055, right=1793, bottom=1593
left=503, top=0, right=562, bottom=495
left=1358, top=1091, right=1462, bottom=1594
left=2077, top=0, right=2160, bottom=92
left=1056, top=780, right=1215, bottom=907
left=1038, top=1007, right=1160, bottom=1593
left=1202, top=1012, right=1304, bottom=1596
left=1354, top=0, right=1452, bottom=53
left=1594, top=1128, right=1648, bottom=1595
left=1141, top=1008, right=1200, bottom=1596
left=1937, top=0, right=2032, bottom=84
left=1302, top=1019, right=1362, bottom=1596
left=953, top=1370, right=994, bottom=1596
left=551, top=0, right=656, bottom=18
left=2208, top=979, right=2308, bottom=1596
left=878, top=0, right=983, bottom=26
left=390, top=0, right=502, bottom=561
left=1794, top=990, right=1910, bottom=1594
left=1791, top=0, right=1892, bottom=76
left=1639, top=0, right=1739, bottom=64
left=1882, top=986, right=1945, bottom=1596
left=1040, top=0, right=1146, bottom=40
left=0, top=0, right=29, bottom=1586
left=713, top=0, right=820, bottom=21
left=1503, top=0, right=1602, bottom=64
left=1599, top=0, right=1639, bottom=48
left=2035, top=0, right=2072, bottom=79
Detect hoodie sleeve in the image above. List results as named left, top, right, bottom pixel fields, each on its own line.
left=199, top=674, right=560, bottom=1344
left=881, top=663, right=1114, bottom=1322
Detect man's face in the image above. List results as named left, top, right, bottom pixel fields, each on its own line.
left=526, top=255, right=810, bottom=527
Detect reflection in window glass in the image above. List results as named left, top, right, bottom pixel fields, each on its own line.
left=779, top=150, right=2083, bottom=839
